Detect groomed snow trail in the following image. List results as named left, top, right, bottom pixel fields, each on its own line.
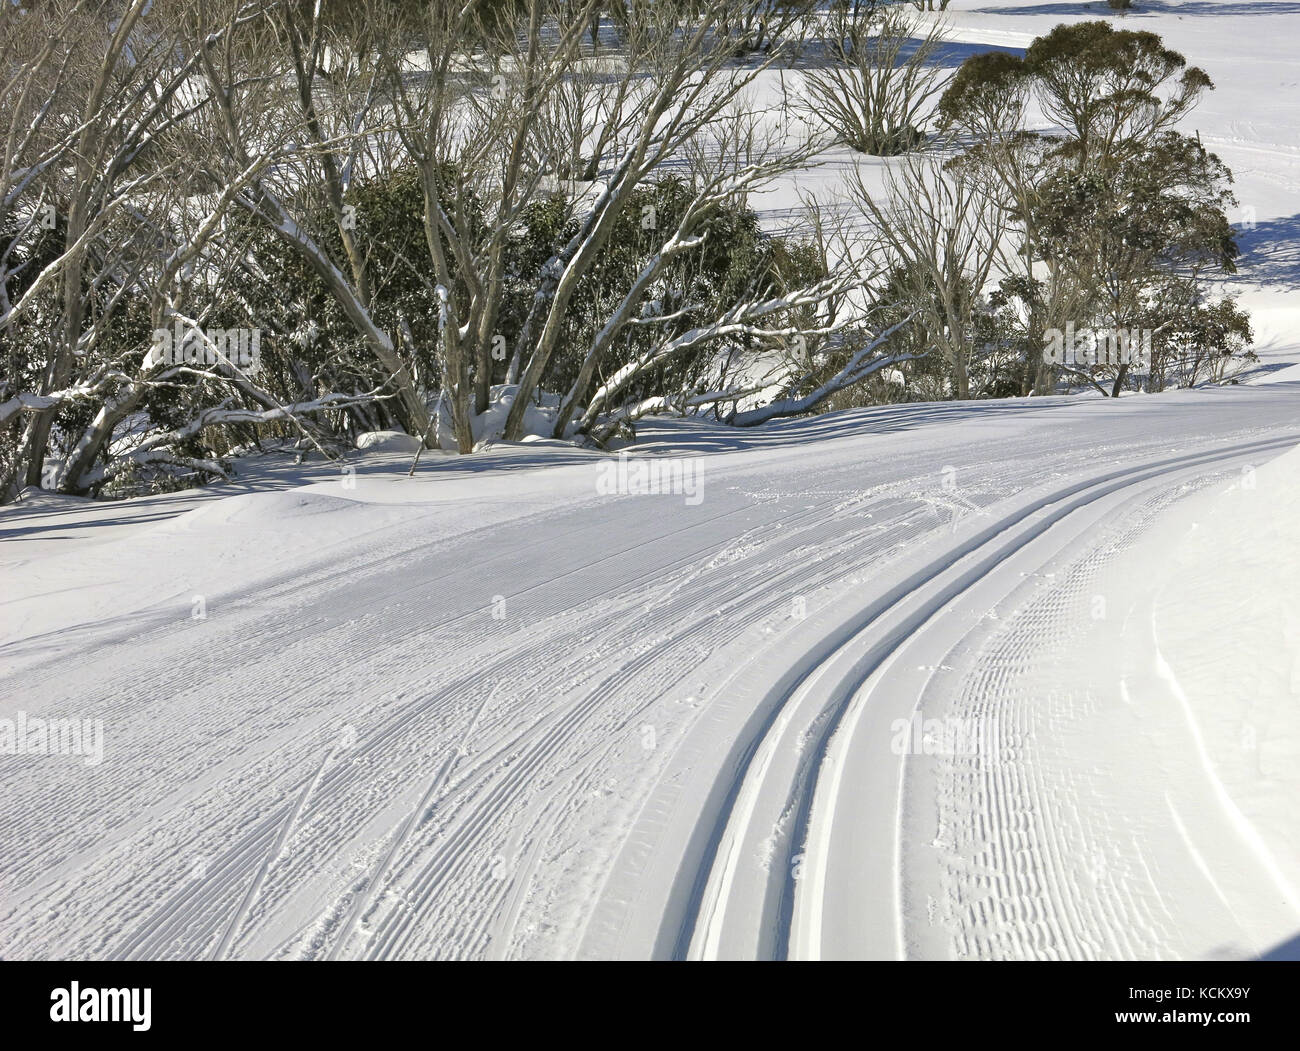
left=5, top=385, right=1298, bottom=961
left=653, top=431, right=1300, bottom=961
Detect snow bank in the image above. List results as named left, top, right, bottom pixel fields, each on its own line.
left=355, top=430, right=423, bottom=453
left=355, top=388, right=567, bottom=456
left=1151, top=444, right=1300, bottom=906
left=466, top=385, right=568, bottom=448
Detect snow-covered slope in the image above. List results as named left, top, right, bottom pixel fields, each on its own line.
left=3, top=0, right=1300, bottom=962
left=3, top=381, right=1299, bottom=960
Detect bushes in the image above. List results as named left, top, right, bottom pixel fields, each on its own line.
left=799, top=7, right=946, bottom=156
left=933, top=21, right=1246, bottom=397
left=226, top=167, right=820, bottom=444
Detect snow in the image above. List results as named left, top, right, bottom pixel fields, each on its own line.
left=355, top=431, right=423, bottom=454
left=4, top=380, right=1299, bottom=960
left=2, top=0, right=1299, bottom=961
left=1148, top=446, right=1300, bottom=944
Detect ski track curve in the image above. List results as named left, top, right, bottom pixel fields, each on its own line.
left=2, top=391, right=1299, bottom=961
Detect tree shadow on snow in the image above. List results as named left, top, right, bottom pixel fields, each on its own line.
left=1236, top=213, right=1300, bottom=289
left=928, top=39, right=1025, bottom=68
left=1259, top=931, right=1300, bottom=960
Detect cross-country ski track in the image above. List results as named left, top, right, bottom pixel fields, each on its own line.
left=4, top=383, right=1299, bottom=961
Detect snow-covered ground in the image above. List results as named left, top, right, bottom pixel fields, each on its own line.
left=4, top=384, right=1298, bottom=960
left=2, top=0, right=1299, bottom=961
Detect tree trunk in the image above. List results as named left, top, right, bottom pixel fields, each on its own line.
left=1110, top=362, right=1130, bottom=398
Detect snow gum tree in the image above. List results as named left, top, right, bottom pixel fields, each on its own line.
left=932, top=21, right=1245, bottom=397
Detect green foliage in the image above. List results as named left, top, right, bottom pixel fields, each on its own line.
left=226, top=164, right=481, bottom=428
left=935, top=21, right=1245, bottom=395
left=99, top=457, right=214, bottom=501
left=936, top=51, right=1027, bottom=129
left=226, top=166, right=820, bottom=426
left=532, top=175, right=822, bottom=400
left=2, top=206, right=151, bottom=462
left=1035, top=133, right=1237, bottom=275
